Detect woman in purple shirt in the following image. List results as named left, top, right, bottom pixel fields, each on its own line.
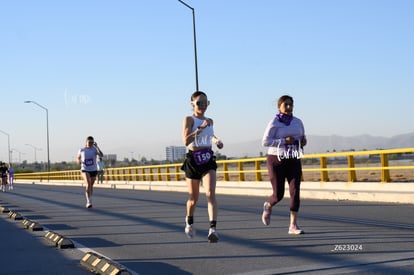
left=261, top=95, right=307, bottom=235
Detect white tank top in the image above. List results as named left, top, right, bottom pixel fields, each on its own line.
left=188, top=116, right=214, bottom=148
left=78, top=147, right=98, bottom=171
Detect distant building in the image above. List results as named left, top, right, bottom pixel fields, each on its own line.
left=104, top=154, right=117, bottom=162
left=103, top=154, right=117, bottom=167
left=166, top=146, right=186, bottom=162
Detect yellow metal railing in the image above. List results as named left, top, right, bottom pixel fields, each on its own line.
left=301, top=148, right=414, bottom=182
left=15, top=148, right=414, bottom=183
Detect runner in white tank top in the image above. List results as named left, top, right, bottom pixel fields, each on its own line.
left=181, top=91, right=223, bottom=243
left=77, top=136, right=103, bottom=208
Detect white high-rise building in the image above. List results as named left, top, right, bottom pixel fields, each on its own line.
left=166, top=146, right=186, bottom=162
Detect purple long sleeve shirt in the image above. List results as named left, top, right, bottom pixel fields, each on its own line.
left=262, top=115, right=306, bottom=157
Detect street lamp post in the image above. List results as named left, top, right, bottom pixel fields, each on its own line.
left=11, top=148, right=24, bottom=163
left=178, top=0, right=200, bottom=92
left=25, top=144, right=42, bottom=163
left=0, top=130, right=11, bottom=164
left=24, top=101, right=50, bottom=173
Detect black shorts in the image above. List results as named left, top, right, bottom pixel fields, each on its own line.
left=181, top=150, right=217, bottom=180
left=82, top=170, right=98, bottom=177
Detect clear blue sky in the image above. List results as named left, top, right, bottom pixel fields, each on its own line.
left=1, top=0, right=413, bottom=162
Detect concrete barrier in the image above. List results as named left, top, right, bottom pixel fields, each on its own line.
left=17, top=179, right=414, bottom=204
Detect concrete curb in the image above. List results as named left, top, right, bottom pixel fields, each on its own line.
left=0, top=205, right=10, bottom=213
left=22, top=218, right=44, bottom=231
left=80, top=251, right=132, bottom=275
left=44, top=230, right=75, bottom=249
left=8, top=211, right=23, bottom=220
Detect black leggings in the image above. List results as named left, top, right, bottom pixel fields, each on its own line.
left=266, top=155, right=302, bottom=212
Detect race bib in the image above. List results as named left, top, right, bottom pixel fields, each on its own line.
left=84, top=158, right=94, bottom=166
left=192, top=148, right=213, bottom=165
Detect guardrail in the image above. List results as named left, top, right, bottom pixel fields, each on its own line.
left=15, top=148, right=414, bottom=183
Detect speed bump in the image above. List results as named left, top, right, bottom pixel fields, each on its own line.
left=44, top=231, right=74, bottom=249
left=0, top=206, right=10, bottom=213
left=80, top=252, right=131, bottom=275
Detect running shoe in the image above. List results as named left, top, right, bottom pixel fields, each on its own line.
left=288, top=224, right=304, bottom=235
left=262, top=202, right=272, bottom=226
left=86, top=202, right=92, bottom=208
left=207, top=227, right=219, bottom=243
left=185, top=223, right=195, bottom=239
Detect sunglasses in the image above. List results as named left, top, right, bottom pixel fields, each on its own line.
left=193, top=100, right=210, bottom=107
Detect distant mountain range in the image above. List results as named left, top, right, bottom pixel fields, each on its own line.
left=221, top=132, right=414, bottom=158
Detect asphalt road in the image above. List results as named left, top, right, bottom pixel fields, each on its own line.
left=1, top=183, right=413, bottom=275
